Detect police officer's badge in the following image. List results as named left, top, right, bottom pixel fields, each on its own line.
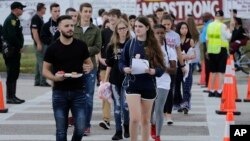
left=11, top=20, right=16, bottom=26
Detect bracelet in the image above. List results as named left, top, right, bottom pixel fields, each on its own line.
left=179, top=64, right=186, bottom=68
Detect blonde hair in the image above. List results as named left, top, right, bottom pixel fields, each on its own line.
left=109, top=19, right=131, bottom=55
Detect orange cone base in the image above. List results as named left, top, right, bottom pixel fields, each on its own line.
left=203, top=90, right=209, bottom=93
left=243, top=99, right=250, bottom=102
left=235, top=99, right=242, bottom=102
left=215, top=110, right=241, bottom=115
left=0, top=108, right=8, bottom=113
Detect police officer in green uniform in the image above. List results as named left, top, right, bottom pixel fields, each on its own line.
left=2, top=2, right=26, bottom=104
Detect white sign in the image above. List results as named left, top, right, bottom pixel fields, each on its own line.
left=223, top=0, right=250, bottom=18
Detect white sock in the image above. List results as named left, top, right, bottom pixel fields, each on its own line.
left=210, top=89, right=215, bottom=93
left=217, top=89, right=222, bottom=93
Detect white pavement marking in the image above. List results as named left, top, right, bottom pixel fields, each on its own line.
left=0, top=120, right=208, bottom=126
left=0, top=135, right=210, bottom=141
left=203, top=90, right=225, bottom=141
left=0, top=81, right=216, bottom=141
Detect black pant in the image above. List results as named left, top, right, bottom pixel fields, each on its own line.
left=203, top=43, right=210, bottom=86
left=164, top=74, right=176, bottom=114
left=3, top=53, right=21, bottom=83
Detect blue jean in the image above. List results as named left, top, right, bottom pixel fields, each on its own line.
left=111, top=84, right=129, bottom=131
left=52, top=89, right=86, bottom=141
left=174, top=64, right=193, bottom=110
left=83, top=69, right=97, bottom=128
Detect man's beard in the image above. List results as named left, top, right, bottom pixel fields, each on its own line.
left=61, top=31, right=73, bottom=39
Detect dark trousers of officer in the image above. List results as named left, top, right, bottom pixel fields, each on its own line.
left=3, top=53, right=21, bottom=100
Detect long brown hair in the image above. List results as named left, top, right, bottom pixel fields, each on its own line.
left=109, top=19, right=131, bottom=55
left=186, top=16, right=199, bottom=43
left=135, top=16, right=165, bottom=69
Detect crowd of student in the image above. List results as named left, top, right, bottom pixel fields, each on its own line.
left=1, top=1, right=248, bottom=141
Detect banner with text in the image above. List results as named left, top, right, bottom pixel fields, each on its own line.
left=137, top=0, right=223, bottom=23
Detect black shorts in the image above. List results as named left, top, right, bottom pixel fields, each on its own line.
left=126, top=89, right=157, bottom=100
left=208, top=48, right=228, bottom=73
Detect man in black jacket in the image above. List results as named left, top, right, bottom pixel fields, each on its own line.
left=40, top=3, right=60, bottom=46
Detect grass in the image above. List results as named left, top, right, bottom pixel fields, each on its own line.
left=0, top=42, right=250, bottom=74
left=0, top=45, right=36, bottom=74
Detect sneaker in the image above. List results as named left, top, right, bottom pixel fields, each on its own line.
left=40, top=82, right=51, bottom=87
left=177, top=108, right=183, bottom=113
left=166, top=118, right=173, bottom=125
left=151, top=124, right=156, bottom=139
left=99, top=120, right=110, bottom=129
left=183, top=108, right=189, bottom=115
left=83, top=128, right=90, bottom=136
left=208, top=91, right=215, bottom=97
left=123, top=124, right=130, bottom=138
left=112, top=130, right=123, bottom=140
left=155, top=136, right=161, bottom=141
left=215, top=91, right=222, bottom=98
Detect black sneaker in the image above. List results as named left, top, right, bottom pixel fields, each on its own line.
left=40, top=82, right=51, bottom=87
left=123, top=124, right=130, bottom=138
left=177, top=108, right=183, bottom=112
left=183, top=108, right=189, bottom=115
left=215, top=91, right=222, bottom=98
left=112, top=130, right=123, bottom=140
left=208, top=91, right=215, bottom=97
left=99, top=120, right=110, bottom=129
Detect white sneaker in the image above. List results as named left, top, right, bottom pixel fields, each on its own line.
left=166, top=119, right=173, bottom=125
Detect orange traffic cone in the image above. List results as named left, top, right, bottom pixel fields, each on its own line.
left=216, top=57, right=241, bottom=115
left=229, top=55, right=242, bottom=102
left=243, top=74, right=250, bottom=102
left=0, top=78, right=8, bottom=113
left=214, top=74, right=220, bottom=92
left=198, top=60, right=206, bottom=86
left=203, top=72, right=212, bottom=93
left=223, top=112, right=235, bottom=141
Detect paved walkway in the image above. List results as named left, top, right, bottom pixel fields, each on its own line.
left=0, top=74, right=249, bottom=141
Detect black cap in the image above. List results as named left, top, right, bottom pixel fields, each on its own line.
left=215, top=10, right=224, bottom=17
left=230, top=9, right=237, bottom=14
left=11, top=2, right=26, bottom=10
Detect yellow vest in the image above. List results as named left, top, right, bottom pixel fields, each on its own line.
left=207, top=20, right=229, bottom=54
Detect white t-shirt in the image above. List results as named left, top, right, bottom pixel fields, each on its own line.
left=156, top=44, right=177, bottom=90
left=165, top=30, right=181, bottom=49
left=82, top=26, right=89, bottom=33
